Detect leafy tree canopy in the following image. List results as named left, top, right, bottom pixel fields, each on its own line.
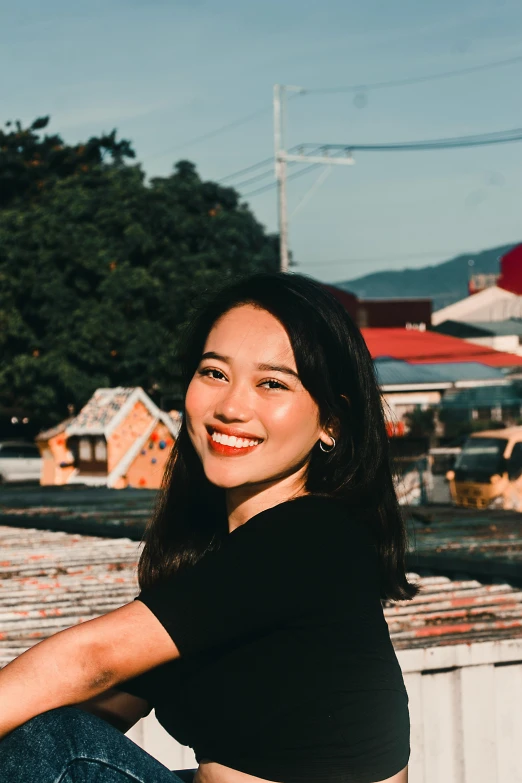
left=0, top=117, right=279, bottom=430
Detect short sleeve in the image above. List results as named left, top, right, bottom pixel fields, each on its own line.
left=135, top=500, right=327, bottom=657
left=116, top=670, right=155, bottom=702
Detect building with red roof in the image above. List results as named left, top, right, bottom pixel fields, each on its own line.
left=361, top=328, right=522, bottom=432
left=362, top=327, right=522, bottom=368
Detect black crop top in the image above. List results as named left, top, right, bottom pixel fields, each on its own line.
left=119, top=495, right=410, bottom=783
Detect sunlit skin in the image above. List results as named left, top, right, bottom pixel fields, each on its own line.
left=185, top=304, right=408, bottom=783
left=185, top=304, right=338, bottom=533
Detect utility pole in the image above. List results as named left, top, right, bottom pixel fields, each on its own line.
left=273, top=84, right=355, bottom=273
left=273, top=84, right=289, bottom=273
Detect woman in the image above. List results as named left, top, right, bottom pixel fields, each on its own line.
left=0, top=271, right=417, bottom=783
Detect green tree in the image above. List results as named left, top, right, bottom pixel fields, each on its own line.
left=0, top=119, right=279, bottom=428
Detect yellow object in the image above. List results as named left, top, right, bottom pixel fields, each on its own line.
left=448, top=426, right=522, bottom=511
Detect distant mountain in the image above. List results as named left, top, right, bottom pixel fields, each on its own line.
left=335, top=243, right=519, bottom=312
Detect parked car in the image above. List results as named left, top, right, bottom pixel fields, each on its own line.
left=0, top=441, right=42, bottom=484
left=446, top=426, right=522, bottom=510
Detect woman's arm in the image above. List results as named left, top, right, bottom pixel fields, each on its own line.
left=0, top=601, right=179, bottom=740
left=76, top=688, right=152, bottom=733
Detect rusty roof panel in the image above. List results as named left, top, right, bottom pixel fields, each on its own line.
left=385, top=574, right=522, bottom=649
left=0, top=526, right=139, bottom=665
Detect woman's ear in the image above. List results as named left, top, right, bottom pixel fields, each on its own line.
left=322, top=396, right=349, bottom=442
left=324, top=416, right=341, bottom=442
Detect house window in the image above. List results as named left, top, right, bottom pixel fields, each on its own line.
left=79, top=439, right=91, bottom=460
left=94, top=437, right=107, bottom=461
left=75, top=436, right=108, bottom=474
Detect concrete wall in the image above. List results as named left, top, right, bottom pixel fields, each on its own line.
left=126, top=638, right=522, bottom=782
left=399, top=638, right=522, bottom=783
left=126, top=719, right=197, bottom=771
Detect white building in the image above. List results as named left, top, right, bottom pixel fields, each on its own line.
left=432, top=286, right=522, bottom=327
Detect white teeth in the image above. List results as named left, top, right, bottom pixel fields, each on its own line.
left=211, top=431, right=262, bottom=448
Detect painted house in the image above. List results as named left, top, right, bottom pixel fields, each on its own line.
left=36, top=387, right=181, bottom=489
left=36, top=416, right=77, bottom=486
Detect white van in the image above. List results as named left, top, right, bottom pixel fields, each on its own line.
left=0, top=441, right=42, bottom=484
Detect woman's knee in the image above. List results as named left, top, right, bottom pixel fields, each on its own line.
left=0, top=706, right=104, bottom=759
left=10, top=707, right=91, bottom=741
left=0, top=708, right=108, bottom=782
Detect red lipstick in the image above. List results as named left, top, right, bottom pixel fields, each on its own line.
left=206, top=429, right=263, bottom=457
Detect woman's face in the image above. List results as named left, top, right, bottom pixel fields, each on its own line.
left=185, top=304, right=333, bottom=495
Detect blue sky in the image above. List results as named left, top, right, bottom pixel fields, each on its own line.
left=2, top=0, right=522, bottom=283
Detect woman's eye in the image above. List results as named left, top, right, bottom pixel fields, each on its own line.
left=198, top=368, right=287, bottom=390
left=199, top=368, right=224, bottom=380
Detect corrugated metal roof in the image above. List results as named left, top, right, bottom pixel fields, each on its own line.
left=385, top=574, right=522, bottom=649
left=375, top=359, right=505, bottom=387
left=362, top=327, right=522, bottom=367
left=433, top=319, right=522, bottom=339
left=409, top=504, right=522, bottom=582
left=467, top=319, right=522, bottom=337
left=2, top=486, right=521, bottom=579
left=375, top=360, right=447, bottom=387
left=440, top=384, right=522, bottom=408
left=432, top=320, right=493, bottom=339
left=1, top=523, right=522, bottom=667
left=429, top=362, right=508, bottom=381
left=0, top=526, right=138, bottom=666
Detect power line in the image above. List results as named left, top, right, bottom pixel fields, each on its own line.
left=222, top=127, right=522, bottom=193
left=219, top=149, right=326, bottom=187
left=229, top=162, right=306, bottom=190
left=147, top=54, right=522, bottom=163
left=305, top=53, right=522, bottom=95
left=150, top=94, right=306, bottom=163
left=218, top=156, right=274, bottom=184
left=242, top=164, right=320, bottom=198
left=289, top=127, right=522, bottom=154
left=290, top=167, right=332, bottom=218
left=229, top=168, right=277, bottom=190
left=233, top=125, right=522, bottom=200
left=148, top=107, right=271, bottom=160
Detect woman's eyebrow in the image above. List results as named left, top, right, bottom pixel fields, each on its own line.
left=200, top=351, right=299, bottom=379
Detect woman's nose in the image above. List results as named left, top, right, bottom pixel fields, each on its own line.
left=213, top=381, right=253, bottom=418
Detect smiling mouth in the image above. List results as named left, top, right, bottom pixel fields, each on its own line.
left=206, top=425, right=263, bottom=444
left=206, top=429, right=263, bottom=455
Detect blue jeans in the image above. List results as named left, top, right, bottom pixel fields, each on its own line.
left=0, top=706, right=197, bottom=782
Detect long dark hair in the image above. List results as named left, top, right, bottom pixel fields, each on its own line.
left=138, top=271, right=418, bottom=601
